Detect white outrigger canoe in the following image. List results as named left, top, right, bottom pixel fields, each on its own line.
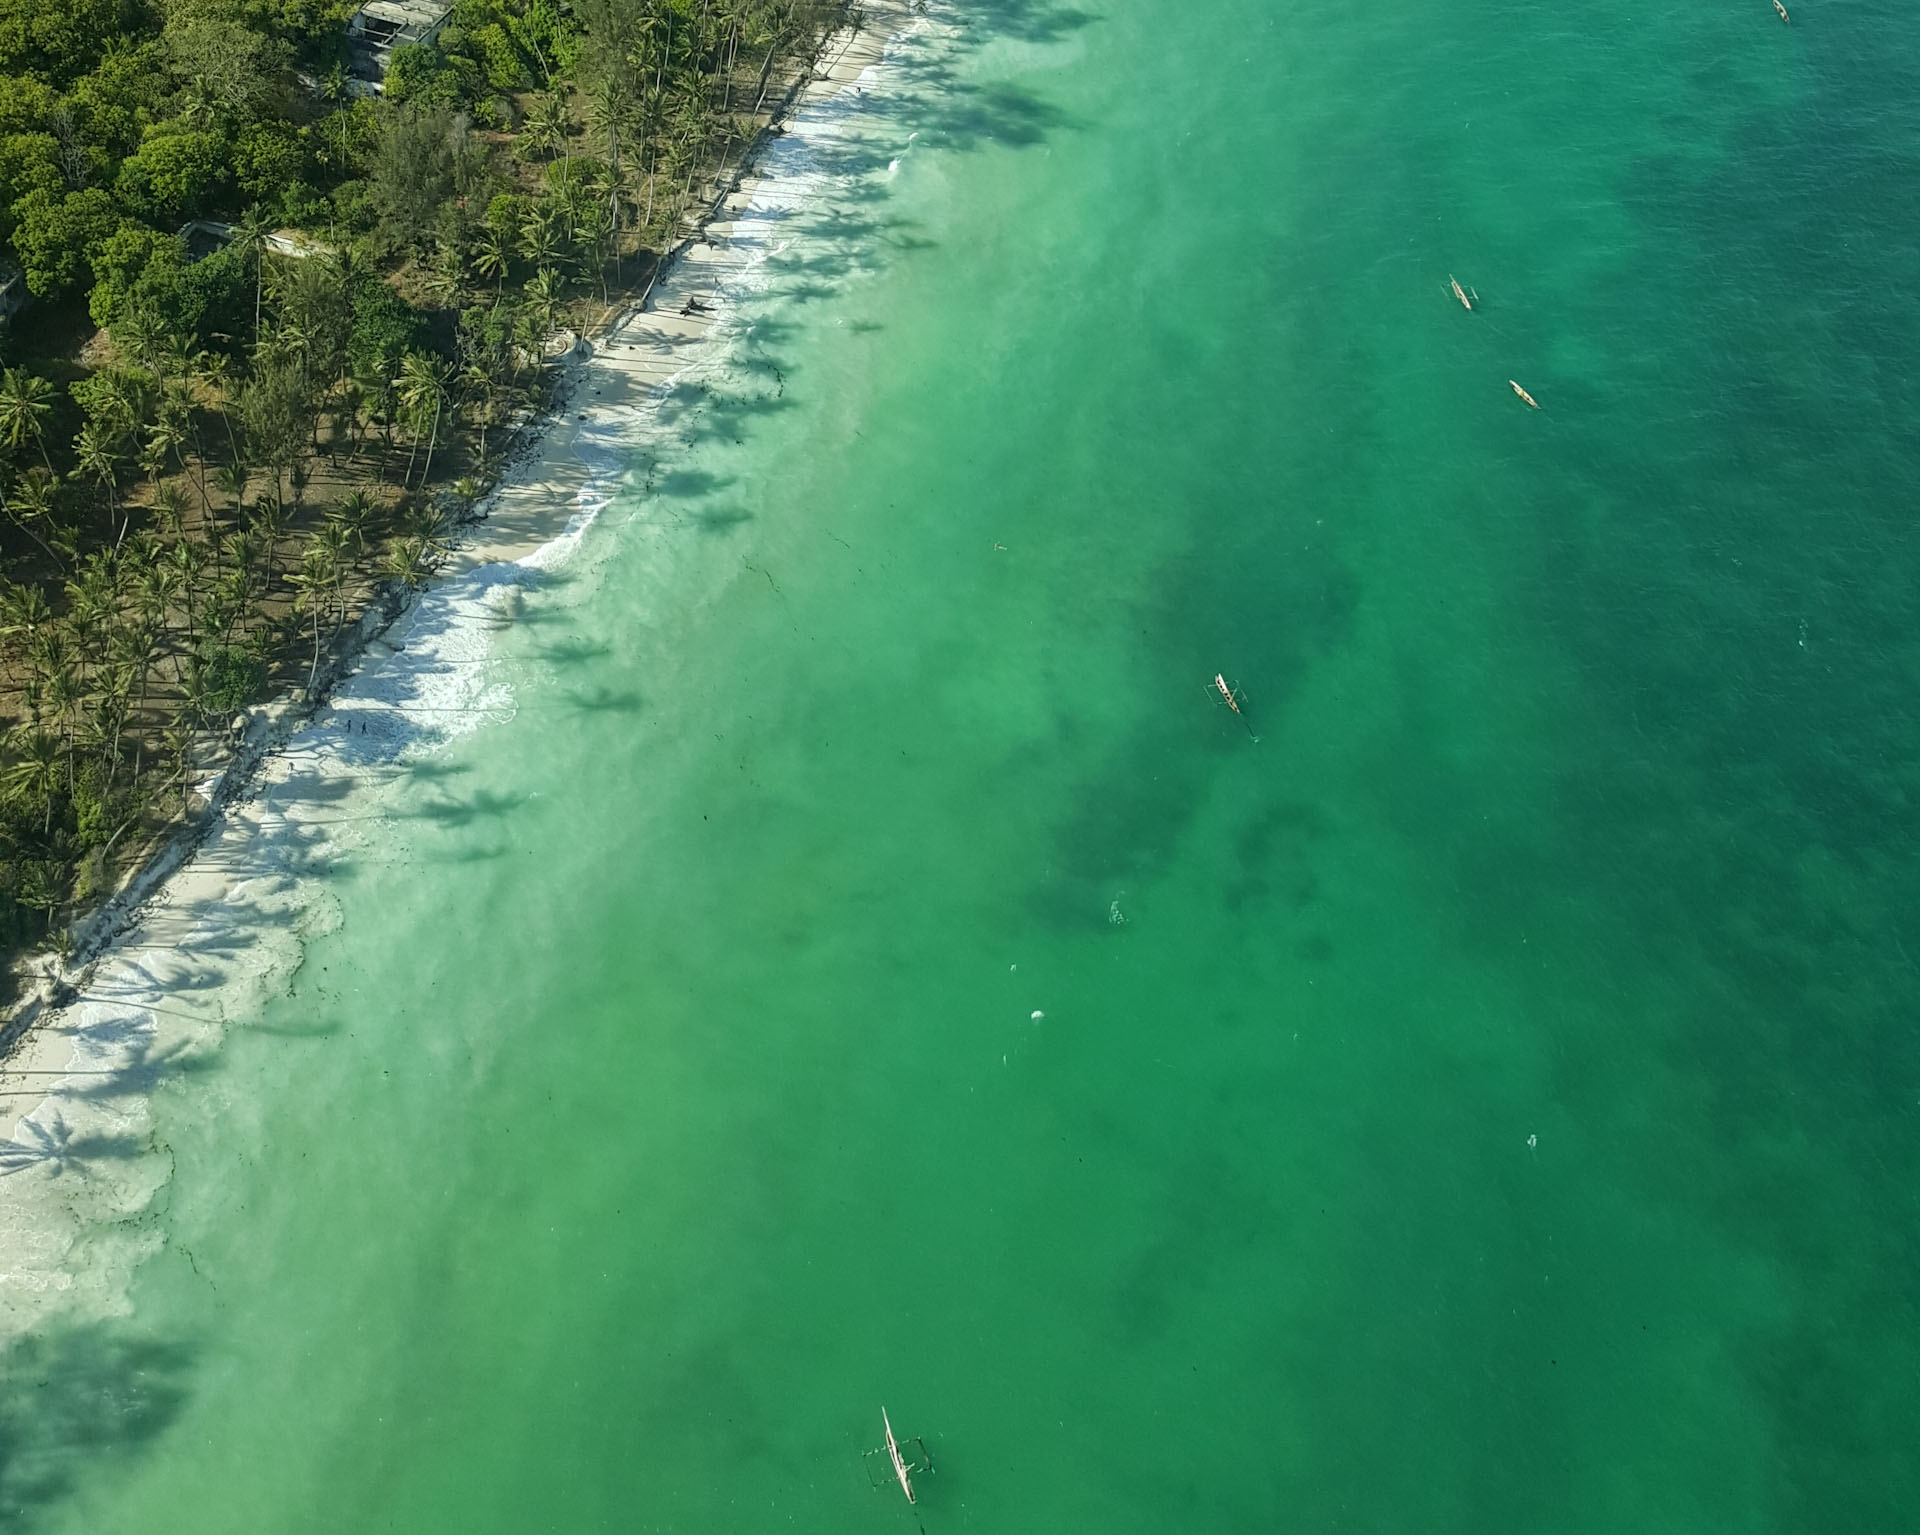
left=882, top=1407, right=916, bottom=1504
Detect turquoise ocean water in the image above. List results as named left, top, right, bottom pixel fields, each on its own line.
left=6, top=0, right=1919, bottom=1529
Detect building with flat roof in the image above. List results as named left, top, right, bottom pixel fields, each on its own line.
left=346, top=0, right=453, bottom=94
left=178, top=221, right=336, bottom=262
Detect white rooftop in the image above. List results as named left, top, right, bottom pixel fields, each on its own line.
left=354, top=0, right=449, bottom=27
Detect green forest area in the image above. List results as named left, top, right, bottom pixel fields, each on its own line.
left=0, top=0, right=851, bottom=985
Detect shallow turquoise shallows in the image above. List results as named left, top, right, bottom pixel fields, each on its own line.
left=12, top=0, right=1920, bottom=1529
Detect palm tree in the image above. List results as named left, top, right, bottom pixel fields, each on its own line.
left=287, top=535, right=339, bottom=693
left=330, top=489, right=378, bottom=556
left=145, top=411, right=189, bottom=489
left=395, top=353, right=450, bottom=489
left=0, top=368, right=55, bottom=473
left=587, top=75, right=636, bottom=188
left=280, top=317, right=317, bottom=387
left=105, top=614, right=155, bottom=766
left=510, top=305, right=547, bottom=383
left=575, top=202, right=615, bottom=302
left=459, top=362, right=503, bottom=468
left=130, top=565, right=175, bottom=782
left=4, top=728, right=63, bottom=835
left=181, top=73, right=220, bottom=130
left=381, top=533, right=441, bottom=588
left=519, top=204, right=564, bottom=271
left=7, top=468, right=66, bottom=568
left=317, top=64, right=353, bottom=174
left=196, top=351, right=242, bottom=461
left=716, top=0, right=752, bottom=116
left=86, top=370, right=143, bottom=449
left=42, top=657, right=86, bottom=793
left=323, top=247, right=372, bottom=380
left=24, top=625, right=69, bottom=699
left=750, top=11, right=790, bottom=118
left=167, top=535, right=208, bottom=663
left=353, top=346, right=402, bottom=469
left=119, top=312, right=166, bottom=376
left=154, top=483, right=191, bottom=539
left=230, top=206, right=276, bottom=347
left=317, top=520, right=350, bottom=627
left=523, top=91, right=572, bottom=163
left=63, top=553, right=120, bottom=684
left=217, top=460, right=250, bottom=520
left=526, top=267, right=562, bottom=339
left=545, top=161, right=595, bottom=250
left=472, top=228, right=511, bottom=296
left=162, top=713, right=197, bottom=816
left=163, top=331, right=199, bottom=391
left=0, top=580, right=51, bottom=690
left=0, top=581, right=51, bottom=649
left=586, top=157, right=628, bottom=279
left=100, top=623, right=149, bottom=782
left=71, top=423, right=124, bottom=543
left=249, top=495, right=291, bottom=587
left=421, top=243, right=465, bottom=311
left=215, top=531, right=258, bottom=641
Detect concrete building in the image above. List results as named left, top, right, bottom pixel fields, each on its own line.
left=346, top=0, right=453, bottom=94
left=178, top=221, right=336, bottom=262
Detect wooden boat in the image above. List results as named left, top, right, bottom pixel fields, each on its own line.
left=1449, top=275, right=1477, bottom=311
left=883, top=1408, right=916, bottom=1504
left=1210, top=673, right=1259, bottom=740
left=1508, top=379, right=1541, bottom=410
left=1773, top=0, right=1789, bottom=20
left=864, top=1409, right=933, bottom=1504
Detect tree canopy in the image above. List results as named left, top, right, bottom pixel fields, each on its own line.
left=0, top=0, right=856, bottom=973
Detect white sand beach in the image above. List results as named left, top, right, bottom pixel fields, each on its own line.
left=0, top=0, right=919, bottom=1338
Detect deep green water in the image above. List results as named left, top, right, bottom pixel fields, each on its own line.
left=9, top=0, right=1920, bottom=1529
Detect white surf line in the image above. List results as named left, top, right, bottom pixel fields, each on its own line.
left=0, top=0, right=935, bottom=1344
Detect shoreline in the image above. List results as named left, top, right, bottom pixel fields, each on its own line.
left=0, top=0, right=920, bottom=1328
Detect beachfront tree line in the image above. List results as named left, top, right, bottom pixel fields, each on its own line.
left=0, top=0, right=852, bottom=976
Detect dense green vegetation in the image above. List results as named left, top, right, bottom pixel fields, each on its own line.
left=0, top=0, right=852, bottom=981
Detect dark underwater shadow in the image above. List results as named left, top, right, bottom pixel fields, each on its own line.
left=1283, top=7, right=1920, bottom=1521
left=962, top=0, right=1101, bottom=45
left=398, top=758, right=473, bottom=784
left=402, top=788, right=528, bottom=830
left=559, top=686, right=646, bottom=716
left=0, top=1325, right=195, bottom=1532
left=1021, top=523, right=1360, bottom=934
left=424, top=843, right=511, bottom=865
left=654, top=467, right=737, bottom=500
left=694, top=506, right=755, bottom=534
left=532, top=638, right=613, bottom=667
